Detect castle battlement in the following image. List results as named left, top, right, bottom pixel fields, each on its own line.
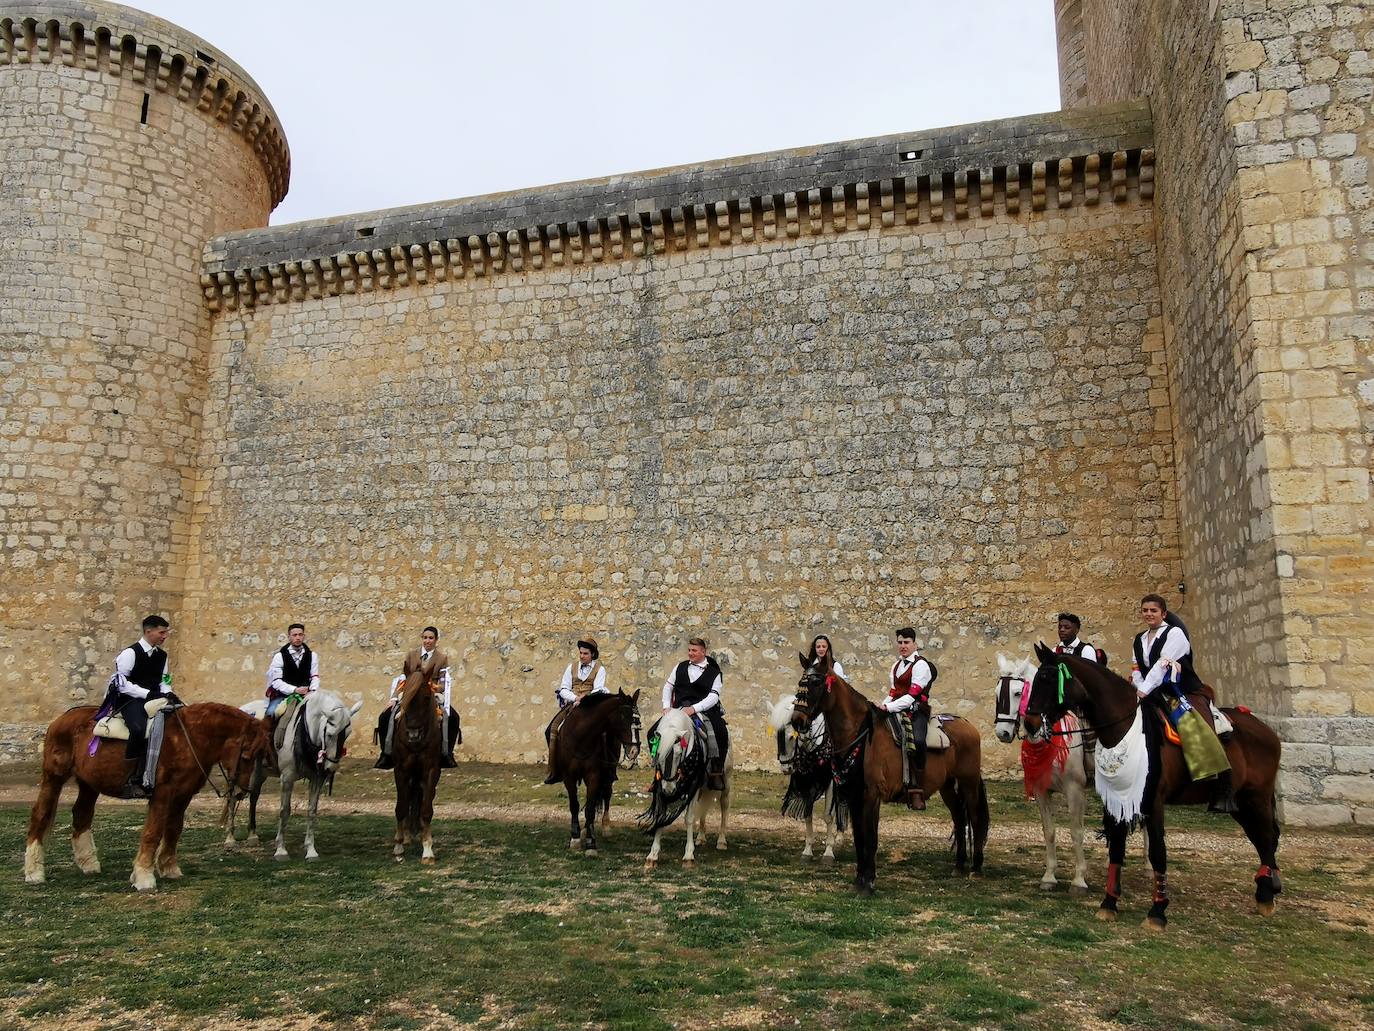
left=200, top=102, right=1152, bottom=310
left=1, top=1, right=289, bottom=205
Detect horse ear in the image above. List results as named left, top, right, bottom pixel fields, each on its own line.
left=798, top=652, right=809, bottom=671
left=348, top=701, right=363, bottom=718
left=1034, top=640, right=1055, bottom=664
left=631, top=688, right=640, bottom=703
left=761, top=692, right=773, bottom=713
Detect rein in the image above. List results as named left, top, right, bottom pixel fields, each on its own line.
left=173, top=706, right=241, bottom=800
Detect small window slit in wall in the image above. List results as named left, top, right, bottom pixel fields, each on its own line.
left=357, top=226, right=375, bottom=238
left=139, top=91, right=150, bottom=125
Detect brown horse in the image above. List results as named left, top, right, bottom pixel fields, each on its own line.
left=550, top=689, right=642, bottom=856
left=790, top=654, right=989, bottom=895
left=25, top=702, right=269, bottom=891
left=1025, top=642, right=1283, bottom=929
left=391, top=652, right=446, bottom=863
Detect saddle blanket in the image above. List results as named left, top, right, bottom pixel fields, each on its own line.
left=93, top=698, right=170, bottom=740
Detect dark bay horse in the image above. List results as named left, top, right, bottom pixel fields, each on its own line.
left=392, top=652, right=446, bottom=863
left=790, top=654, right=989, bottom=895
left=1024, top=642, right=1283, bottom=929
left=549, top=689, right=642, bottom=856
left=26, top=702, right=269, bottom=891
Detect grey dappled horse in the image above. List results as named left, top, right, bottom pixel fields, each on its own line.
left=223, top=691, right=363, bottom=861
left=764, top=691, right=840, bottom=862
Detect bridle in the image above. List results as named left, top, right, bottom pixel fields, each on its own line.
left=1025, top=661, right=1135, bottom=739
left=624, top=704, right=643, bottom=768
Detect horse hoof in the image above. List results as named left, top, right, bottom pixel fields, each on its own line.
left=968, top=870, right=983, bottom=881
left=420, top=857, right=436, bottom=866
left=394, top=855, right=404, bottom=864
left=1255, top=900, right=1276, bottom=917
left=305, top=854, right=320, bottom=863
left=1095, top=908, right=1117, bottom=922
left=802, top=852, right=814, bottom=861
left=855, top=884, right=874, bottom=898
left=822, top=853, right=836, bottom=866
left=682, top=859, right=695, bottom=867
left=716, top=841, right=727, bottom=851
left=1070, top=885, right=1090, bottom=898
left=245, top=835, right=260, bottom=847
left=643, top=859, right=657, bottom=871
left=569, top=838, right=582, bottom=851
left=24, top=870, right=46, bottom=885
left=584, top=849, right=598, bottom=859
left=1142, top=917, right=1167, bottom=933
left=1039, top=881, right=1058, bottom=892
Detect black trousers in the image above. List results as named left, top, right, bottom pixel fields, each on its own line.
left=909, top=703, right=930, bottom=779
left=118, top=696, right=150, bottom=760
left=377, top=707, right=459, bottom=754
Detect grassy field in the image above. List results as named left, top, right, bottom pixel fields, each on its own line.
left=2, top=759, right=1372, bottom=1030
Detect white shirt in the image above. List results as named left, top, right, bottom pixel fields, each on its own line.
left=113, top=637, right=163, bottom=700
left=1133, top=625, right=1191, bottom=696
left=266, top=645, right=320, bottom=696
left=882, top=654, right=932, bottom=713
left=557, top=662, right=608, bottom=705
left=662, top=660, right=722, bottom=713
left=1056, top=638, right=1099, bottom=664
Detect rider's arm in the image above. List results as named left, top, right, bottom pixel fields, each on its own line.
left=1139, top=627, right=1189, bottom=696
left=831, top=660, right=846, bottom=680
left=557, top=664, right=576, bottom=705
left=881, top=692, right=915, bottom=713
left=910, top=658, right=932, bottom=696
left=592, top=665, right=608, bottom=694
left=692, top=672, right=721, bottom=714
left=661, top=677, right=674, bottom=711
left=1079, top=644, right=1098, bottom=664
left=114, top=647, right=148, bottom=699
left=265, top=651, right=286, bottom=696
left=308, top=651, right=320, bottom=692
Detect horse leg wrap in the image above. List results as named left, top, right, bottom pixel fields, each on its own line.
left=1105, top=862, right=1122, bottom=900
left=1152, top=872, right=1168, bottom=905
left=1254, top=864, right=1270, bottom=883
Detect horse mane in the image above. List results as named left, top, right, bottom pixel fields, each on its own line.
left=576, top=692, right=619, bottom=711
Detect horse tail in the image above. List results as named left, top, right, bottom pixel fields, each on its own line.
left=974, top=777, right=990, bottom=848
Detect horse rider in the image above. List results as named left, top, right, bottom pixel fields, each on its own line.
left=805, top=634, right=847, bottom=679
left=877, top=626, right=934, bottom=810
left=264, top=622, right=319, bottom=747
left=102, top=614, right=178, bottom=798
left=1132, top=593, right=1235, bottom=812
left=375, top=626, right=459, bottom=769
left=660, top=637, right=728, bottom=791
left=1054, top=613, right=1101, bottom=664
left=544, top=637, right=608, bottom=783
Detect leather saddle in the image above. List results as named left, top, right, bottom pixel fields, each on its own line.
left=885, top=712, right=952, bottom=751
left=93, top=697, right=170, bottom=740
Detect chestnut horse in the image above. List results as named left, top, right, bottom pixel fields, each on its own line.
left=391, top=651, right=446, bottom=864
left=25, top=702, right=269, bottom=891
left=790, top=654, right=989, bottom=895
left=550, top=689, right=642, bottom=856
left=1024, top=642, right=1283, bottom=929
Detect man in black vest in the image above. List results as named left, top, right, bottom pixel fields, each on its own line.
left=265, top=622, right=319, bottom=748
left=105, top=614, right=174, bottom=798
left=1055, top=613, right=1101, bottom=664
left=660, top=637, right=728, bottom=790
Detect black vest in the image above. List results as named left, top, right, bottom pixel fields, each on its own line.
left=672, top=658, right=721, bottom=708
left=279, top=645, right=313, bottom=689
left=126, top=641, right=167, bottom=692
left=1133, top=625, right=1197, bottom=689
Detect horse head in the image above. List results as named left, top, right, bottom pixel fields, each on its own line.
left=653, top=709, right=696, bottom=784
left=992, top=653, right=1035, bottom=744
left=766, top=691, right=802, bottom=769
left=790, top=651, right=834, bottom=731
left=307, top=692, right=364, bottom=774
left=397, top=661, right=438, bottom=751
left=1025, top=641, right=1080, bottom=732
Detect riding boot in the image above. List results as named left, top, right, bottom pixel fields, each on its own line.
left=373, top=709, right=394, bottom=770
left=121, top=757, right=150, bottom=800
left=907, top=755, right=927, bottom=811
left=1208, top=769, right=1239, bottom=814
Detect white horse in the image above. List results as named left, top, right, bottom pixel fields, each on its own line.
left=643, top=708, right=732, bottom=869
left=223, top=691, right=363, bottom=861
left=763, top=692, right=839, bottom=863
left=992, top=654, right=1090, bottom=895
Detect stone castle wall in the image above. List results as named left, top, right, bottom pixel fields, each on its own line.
left=0, top=4, right=287, bottom=737
left=179, top=108, right=1170, bottom=772
left=1058, top=1, right=1374, bottom=823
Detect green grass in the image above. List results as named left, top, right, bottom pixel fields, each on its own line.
left=2, top=761, right=1372, bottom=1030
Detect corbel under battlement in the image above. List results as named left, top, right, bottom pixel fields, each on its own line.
left=201, top=102, right=1152, bottom=313
left=1, top=3, right=290, bottom=207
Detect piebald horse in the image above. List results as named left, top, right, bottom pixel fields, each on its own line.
left=764, top=691, right=841, bottom=863
left=1025, top=642, right=1283, bottom=929
left=790, top=654, right=989, bottom=895
left=992, top=653, right=1090, bottom=895
left=26, top=702, right=269, bottom=891
left=641, top=707, right=732, bottom=869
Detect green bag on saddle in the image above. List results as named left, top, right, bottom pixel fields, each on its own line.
left=1167, top=695, right=1231, bottom=782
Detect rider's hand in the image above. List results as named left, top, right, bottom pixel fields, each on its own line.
left=684, top=706, right=696, bottom=717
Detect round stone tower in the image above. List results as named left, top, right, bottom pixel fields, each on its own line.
left=0, top=2, right=288, bottom=744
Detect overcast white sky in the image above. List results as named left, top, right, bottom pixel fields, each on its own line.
left=129, top=1, right=1063, bottom=226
